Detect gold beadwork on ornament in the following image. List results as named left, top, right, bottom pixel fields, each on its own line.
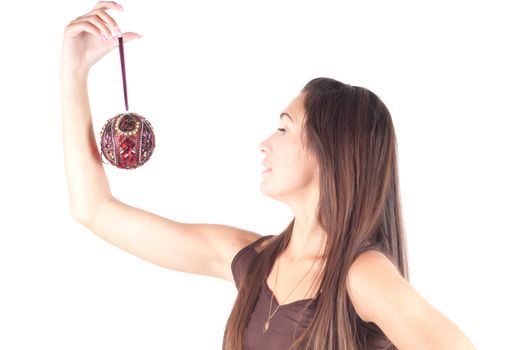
left=115, top=113, right=140, bottom=136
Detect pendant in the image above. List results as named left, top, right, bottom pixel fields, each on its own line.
left=263, top=320, right=270, bottom=333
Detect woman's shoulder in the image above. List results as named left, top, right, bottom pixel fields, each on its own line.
left=230, top=234, right=274, bottom=288
left=346, top=248, right=408, bottom=323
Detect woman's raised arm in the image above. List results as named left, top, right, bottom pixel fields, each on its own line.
left=60, top=0, right=134, bottom=221
left=60, top=1, right=261, bottom=280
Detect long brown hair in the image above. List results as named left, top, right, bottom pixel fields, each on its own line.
left=223, top=77, right=408, bottom=349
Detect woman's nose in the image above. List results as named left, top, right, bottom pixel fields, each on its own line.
left=259, top=137, right=271, bottom=154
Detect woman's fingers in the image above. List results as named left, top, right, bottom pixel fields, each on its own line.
left=69, top=6, right=125, bottom=42
left=61, top=1, right=134, bottom=72
left=83, top=7, right=121, bottom=36
left=69, top=15, right=113, bottom=42
left=94, top=10, right=121, bottom=36
left=64, top=20, right=101, bottom=40
left=93, top=1, right=123, bottom=12
left=67, top=1, right=123, bottom=39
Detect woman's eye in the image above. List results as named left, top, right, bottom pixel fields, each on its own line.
left=276, top=128, right=286, bottom=134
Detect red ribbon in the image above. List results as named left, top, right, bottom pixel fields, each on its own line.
left=118, top=36, right=129, bottom=112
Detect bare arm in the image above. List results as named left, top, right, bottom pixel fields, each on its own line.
left=60, top=1, right=126, bottom=222
left=61, top=1, right=261, bottom=281
left=87, top=198, right=261, bottom=278
left=61, top=67, right=110, bottom=223
left=347, top=251, right=477, bottom=350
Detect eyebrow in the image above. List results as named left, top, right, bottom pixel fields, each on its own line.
left=280, top=113, right=294, bottom=123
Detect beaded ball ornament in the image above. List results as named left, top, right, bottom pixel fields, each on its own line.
left=99, top=36, right=155, bottom=169
left=100, top=112, right=155, bottom=169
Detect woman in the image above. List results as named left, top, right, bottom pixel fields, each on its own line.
left=61, top=2, right=476, bottom=349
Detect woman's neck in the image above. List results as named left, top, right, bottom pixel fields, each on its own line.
left=284, top=217, right=327, bottom=262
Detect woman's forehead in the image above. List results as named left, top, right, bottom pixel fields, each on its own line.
left=282, top=93, right=306, bottom=123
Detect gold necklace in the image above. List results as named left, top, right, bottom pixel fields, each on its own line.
left=262, top=249, right=321, bottom=333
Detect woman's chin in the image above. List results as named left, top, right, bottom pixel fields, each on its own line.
left=259, top=183, right=286, bottom=203
left=259, top=182, right=277, bottom=198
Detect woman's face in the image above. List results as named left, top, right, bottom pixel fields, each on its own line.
left=259, top=93, right=319, bottom=204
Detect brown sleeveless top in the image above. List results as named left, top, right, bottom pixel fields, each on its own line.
left=230, top=235, right=395, bottom=350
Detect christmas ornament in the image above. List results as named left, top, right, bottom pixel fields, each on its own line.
left=100, top=36, right=155, bottom=169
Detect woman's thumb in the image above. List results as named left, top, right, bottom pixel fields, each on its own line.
left=121, top=32, right=144, bottom=43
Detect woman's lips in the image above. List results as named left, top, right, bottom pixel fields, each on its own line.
left=262, top=161, right=272, bottom=174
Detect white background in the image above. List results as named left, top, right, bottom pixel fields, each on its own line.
left=1, top=1, right=525, bottom=349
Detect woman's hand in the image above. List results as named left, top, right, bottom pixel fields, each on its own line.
left=61, top=1, right=142, bottom=75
